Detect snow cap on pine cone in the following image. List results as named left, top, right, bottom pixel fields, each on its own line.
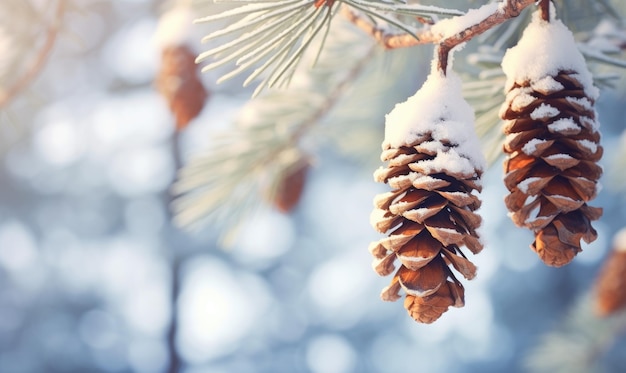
left=383, top=69, right=486, bottom=173
left=370, top=68, right=485, bottom=324
left=501, top=4, right=598, bottom=100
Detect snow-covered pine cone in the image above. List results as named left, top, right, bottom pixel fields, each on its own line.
left=370, top=71, right=485, bottom=324
left=500, top=8, right=603, bottom=267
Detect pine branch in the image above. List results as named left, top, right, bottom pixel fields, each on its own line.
left=195, top=0, right=462, bottom=94
left=0, top=0, right=65, bottom=108
left=173, top=20, right=381, bottom=232
left=347, top=0, right=534, bottom=49
left=435, top=0, right=534, bottom=73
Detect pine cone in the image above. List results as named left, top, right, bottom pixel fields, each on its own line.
left=272, top=160, right=309, bottom=213
left=594, top=229, right=626, bottom=317
left=370, top=71, right=484, bottom=323
left=501, top=70, right=603, bottom=267
left=156, top=45, right=208, bottom=130
left=500, top=11, right=603, bottom=267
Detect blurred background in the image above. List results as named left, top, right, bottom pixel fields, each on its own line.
left=1, top=0, right=626, bottom=372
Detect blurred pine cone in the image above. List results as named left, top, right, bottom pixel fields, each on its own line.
left=272, top=160, right=309, bottom=213
left=501, top=69, right=603, bottom=267
left=594, top=229, right=626, bottom=317
left=156, top=45, right=208, bottom=130
left=370, top=125, right=483, bottom=323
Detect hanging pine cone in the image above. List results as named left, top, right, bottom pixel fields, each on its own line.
left=500, top=8, right=603, bottom=267
left=370, top=70, right=485, bottom=323
left=272, top=159, right=309, bottom=213
left=594, top=228, right=626, bottom=317
left=156, top=45, right=208, bottom=131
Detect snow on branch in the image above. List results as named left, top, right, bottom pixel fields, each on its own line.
left=346, top=0, right=536, bottom=73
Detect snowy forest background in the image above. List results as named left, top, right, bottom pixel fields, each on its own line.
left=1, top=0, right=626, bottom=372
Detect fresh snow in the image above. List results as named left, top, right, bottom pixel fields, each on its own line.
left=530, top=76, right=564, bottom=95
left=412, top=174, right=446, bottom=189
left=416, top=150, right=476, bottom=177
left=544, top=153, right=574, bottom=162
left=383, top=69, right=485, bottom=176
left=518, top=177, right=541, bottom=193
left=566, top=97, right=593, bottom=111
left=430, top=2, right=500, bottom=40
left=387, top=172, right=418, bottom=189
left=577, top=139, right=598, bottom=153
left=509, top=91, right=536, bottom=112
left=501, top=6, right=599, bottom=99
left=547, top=118, right=580, bottom=134
left=530, top=104, right=560, bottom=120
left=580, top=116, right=599, bottom=132
left=522, top=139, right=550, bottom=155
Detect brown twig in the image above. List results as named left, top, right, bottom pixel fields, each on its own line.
left=0, top=0, right=65, bottom=108
left=342, top=6, right=437, bottom=49
left=344, top=0, right=536, bottom=74
left=539, top=0, right=550, bottom=22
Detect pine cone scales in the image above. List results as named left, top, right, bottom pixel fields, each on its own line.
left=370, top=140, right=483, bottom=323
left=370, top=71, right=485, bottom=323
left=501, top=70, right=603, bottom=267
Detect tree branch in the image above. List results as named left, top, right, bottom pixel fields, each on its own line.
left=344, top=0, right=536, bottom=73
left=539, top=0, right=550, bottom=22
left=0, top=0, right=65, bottom=108
left=436, top=0, right=534, bottom=73
left=342, top=6, right=438, bottom=49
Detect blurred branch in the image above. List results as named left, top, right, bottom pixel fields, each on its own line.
left=0, top=0, right=65, bottom=108
left=436, top=0, right=534, bottom=72
left=166, top=132, right=184, bottom=373
left=172, top=21, right=380, bottom=233
left=526, top=293, right=626, bottom=373
left=288, top=41, right=377, bottom=144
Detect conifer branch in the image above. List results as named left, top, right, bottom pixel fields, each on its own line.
left=289, top=40, right=377, bottom=144
left=0, top=0, right=65, bottom=108
left=526, top=293, right=626, bottom=373
left=435, top=0, right=535, bottom=73
left=195, top=0, right=462, bottom=94
left=341, top=7, right=437, bottom=49
left=345, top=0, right=536, bottom=73
left=173, top=22, right=380, bottom=231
